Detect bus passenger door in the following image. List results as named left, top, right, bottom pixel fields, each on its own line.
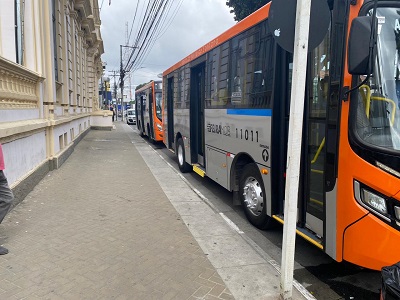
left=190, top=63, right=205, bottom=166
left=301, top=35, right=330, bottom=242
left=148, top=87, right=154, bottom=139
left=167, top=77, right=174, bottom=149
left=140, top=94, right=146, bottom=134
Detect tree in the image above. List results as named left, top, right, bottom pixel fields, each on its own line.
left=226, top=0, right=270, bottom=22
left=135, top=82, right=148, bottom=90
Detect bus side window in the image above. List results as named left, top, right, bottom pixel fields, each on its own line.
left=251, top=22, right=274, bottom=108
left=250, top=24, right=264, bottom=108
left=229, top=27, right=257, bottom=108
left=218, top=42, right=230, bottom=108
left=184, top=66, right=190, bottom=109
left=176, top=69, right=184, bottom=109
left=229, top=34, right=242, bottom=107
left=205, top=51, right=215, bottom=108
left=227, top=20, right=273, bottom=109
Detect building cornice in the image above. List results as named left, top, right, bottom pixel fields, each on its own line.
left=74, top=0, right=92, bottom=20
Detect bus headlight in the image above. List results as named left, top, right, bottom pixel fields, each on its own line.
left=354, top=180, right=390, bottom=221
left=156, top=123, right=162, bottom=131
left=361, top=189, right=388, bottom=215
left=394, top=206, right=400, bottom=221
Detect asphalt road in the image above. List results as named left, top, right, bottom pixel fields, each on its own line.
left=129, top=125, right=382, bottom=300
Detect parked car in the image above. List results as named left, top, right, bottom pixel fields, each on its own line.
left=126, top=108, right=136, bottom=125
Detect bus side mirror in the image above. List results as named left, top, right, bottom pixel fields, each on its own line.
left=348, top=16, right=376, bottom=75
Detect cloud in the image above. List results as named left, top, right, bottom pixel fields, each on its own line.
left=99, top=0, right=235, bottom=94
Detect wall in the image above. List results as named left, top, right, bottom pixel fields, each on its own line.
left=0, top=0, right=105, bottom=205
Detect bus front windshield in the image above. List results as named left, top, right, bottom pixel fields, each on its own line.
left=354, top=7, right=400, bottom=151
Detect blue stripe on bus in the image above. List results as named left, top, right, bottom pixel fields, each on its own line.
left=227, top=109, right=272, bottom=116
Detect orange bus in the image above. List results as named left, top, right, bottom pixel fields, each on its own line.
left=135, top=80, right=163, bottom=142
left=162, top=0, right=400, bottom=270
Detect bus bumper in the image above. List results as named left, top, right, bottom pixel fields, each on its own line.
left=343, top=213, right=400, bottom=270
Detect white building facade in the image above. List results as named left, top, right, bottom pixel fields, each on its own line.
left=0, top=0, right=105, bottom=204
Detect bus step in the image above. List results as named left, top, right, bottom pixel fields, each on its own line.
left=272, top=215, right=323, bottom=250
left=193, top=164, right=206, bottom=177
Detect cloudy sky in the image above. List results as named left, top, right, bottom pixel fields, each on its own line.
left=98, top=0, right=236, bottom=97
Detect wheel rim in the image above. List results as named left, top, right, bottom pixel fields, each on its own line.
left=242, top=176, right=264, bottom=217
left=178, top=143, right=184, bottom=166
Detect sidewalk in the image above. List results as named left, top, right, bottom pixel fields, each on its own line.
left=0, top=122, right=311, bottom=300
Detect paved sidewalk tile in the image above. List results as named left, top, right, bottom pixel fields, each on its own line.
left=0, top=124, right=233, bottom=300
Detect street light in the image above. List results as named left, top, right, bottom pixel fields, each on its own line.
left=120, top=45, right=138, bottom=121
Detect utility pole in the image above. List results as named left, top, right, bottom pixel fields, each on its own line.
left=114, top=82, right=118, bottom=109
left=108, top=70, right=119, bottom=117
left=129, top=72, right=132, bottom=104
left=120, top=45, right=125, bottom=121
left=280, top=0, right=311, bottom=299
left=120, top=45, right=138, bottom=122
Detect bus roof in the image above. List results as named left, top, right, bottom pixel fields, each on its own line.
left=135, top=80, right=162, bottom=94
left=163, top=3, right=271, bottom=76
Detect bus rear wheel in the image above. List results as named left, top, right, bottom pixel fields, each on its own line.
left=177, top=138, right=191, bottom=173
left=138, top=121, right=144, bottom=137
left=239, top=163, right=275, bottom=230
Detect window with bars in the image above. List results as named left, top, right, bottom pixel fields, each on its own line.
left=15, top=0, right=24, bottom=65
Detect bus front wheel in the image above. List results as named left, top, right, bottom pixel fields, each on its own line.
left=239, top=163, right=274, bottom=230
left=177, top=138, right=191, bottom=173
left=147, top=124, right=155, bottom=143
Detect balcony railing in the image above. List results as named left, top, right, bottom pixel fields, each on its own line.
left=0, top=57, right=42, bottom=109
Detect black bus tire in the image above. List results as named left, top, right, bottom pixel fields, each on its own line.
left=138, top=121, right=144, bottom=137
left=239, top=163, right=275, bottom=230
left=147, top=124, right=155, bottom=144
left=177, top=138, right=191, bottom=173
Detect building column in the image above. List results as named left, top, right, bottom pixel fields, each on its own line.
left=86, top=48, right=96, bottom=110
left=39, top=0, right=56, bottom=159
left=60, top=2, right=70, bottom=115
left=69, top=9, right=78, bottom=113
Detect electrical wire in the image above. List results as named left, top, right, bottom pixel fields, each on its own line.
left=128, top=1, right=171, bottom=70
left=123, top=0, right=183, bottom=72
left=119, top=0, right=184, bottom=88
left=127, top=0, right=168, bottom=71
left=126, top=0, right=141, bottom=45
left=154, top=0, right=184, bottom=41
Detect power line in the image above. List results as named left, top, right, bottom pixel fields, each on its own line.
left=154, top=0, right=184, bottom=41
left=127, top=0, right=141, bottom=45
left=119, top=0, right=184, bottom=101
left=123, top=0, right=183, bottom=73
left=127, top=1, right=167, bottom=71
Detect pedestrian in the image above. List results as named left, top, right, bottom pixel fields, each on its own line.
left=0, top=143, right=14, bottom=255
left=110, top=105, right=115, bottom=122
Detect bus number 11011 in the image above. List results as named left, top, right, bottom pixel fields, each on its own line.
left=236, top=128, right=259, bottom=142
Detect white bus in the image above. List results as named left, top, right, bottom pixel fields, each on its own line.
left=161, top=1, right=400, bottom=270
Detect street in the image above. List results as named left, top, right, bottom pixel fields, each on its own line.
left=128, top=124, right=382, bottom=300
